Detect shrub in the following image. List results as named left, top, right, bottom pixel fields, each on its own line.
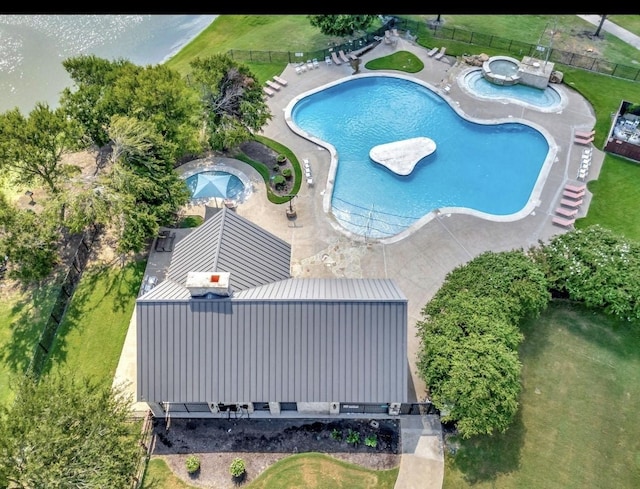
left=365, top=434, right=378, bottom=448
left=276, top=153, right=287, bottom=164
left=330, top=428, right=342, bottom=440
left=272, top=175, right=286, bottom=190
left=282, top=168, right=292, bottom=178
left=346, top=429, right=360, bottom=445
left=185, top=455, right=200, bottom=474
left=230, top=457, right=246, bottom=479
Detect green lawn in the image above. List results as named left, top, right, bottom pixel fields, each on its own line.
left=443, top=301, right=640, bottom=488
left=142, top=453, right=399, bottom=489
left=43, top=260, right=145, bottom=384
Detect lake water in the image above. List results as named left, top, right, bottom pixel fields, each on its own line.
left=0, top=15, right=217, bottom=114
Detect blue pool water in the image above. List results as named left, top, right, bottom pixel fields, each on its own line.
left=290, top=75, right=550, bottom=239
left=185, top=171, right=246, bottom=201
left=463, top=69, right=562, bottom=110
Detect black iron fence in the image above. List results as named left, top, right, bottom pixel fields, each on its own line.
left=227, top=18, right=640, bottom=83
left=30, top=223, right=103, bottom=377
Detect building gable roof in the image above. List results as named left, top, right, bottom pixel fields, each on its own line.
left=166, top=207, right=291, bottom=292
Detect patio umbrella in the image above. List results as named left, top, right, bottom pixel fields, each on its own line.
left=191, top=173, right=233, bottom=199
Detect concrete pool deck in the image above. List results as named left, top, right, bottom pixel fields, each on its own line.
left=113, top=36, right=600, bottom=489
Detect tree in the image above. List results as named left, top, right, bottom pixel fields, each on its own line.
left=416, top=250, right=549, bottom=438
left=0, top=371, right=140, bottom=488
left=0, top=193, right=61, bottom=283
left=0, top=103, right=84, bottom=194
left=307, top=15, right=377, bottom=37
left=189, top=54, right=272, bottom=151
left=594, top=14, right=607, bottom=38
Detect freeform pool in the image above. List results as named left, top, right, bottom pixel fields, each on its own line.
left=288, top=74, right=553, bottom=240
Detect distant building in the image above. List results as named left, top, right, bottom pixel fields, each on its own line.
left=136, top=207, right=409, bottom=418
left=604, top=100, right=640, bottom=162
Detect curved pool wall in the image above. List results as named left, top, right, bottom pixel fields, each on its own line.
left=283, top=73, right=558, bottom=244
left=482, top=55, right=521, bottom=86
left=180, top=157, right=253, bottom=204
left=459, top=68, right=567, bottom=114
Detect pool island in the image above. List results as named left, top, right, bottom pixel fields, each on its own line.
left=369, top=137, right=436, bottom=175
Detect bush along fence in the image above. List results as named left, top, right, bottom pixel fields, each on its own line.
left=29, top=223, right=103, bottom=377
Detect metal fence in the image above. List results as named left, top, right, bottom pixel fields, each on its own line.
left=30, top=223, right=103, bottom=377
left=227, top=18, right=640, bottom=83
left=395, top=18, right=640, bottom=82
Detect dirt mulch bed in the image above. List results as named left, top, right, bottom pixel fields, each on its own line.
left=151, top=417, right=401, bottom=488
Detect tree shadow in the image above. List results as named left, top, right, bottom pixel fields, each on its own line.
left=447, top=408, right=525, bottom=484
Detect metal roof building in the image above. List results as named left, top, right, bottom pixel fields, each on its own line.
left=136, top=208, right=408, bottom=417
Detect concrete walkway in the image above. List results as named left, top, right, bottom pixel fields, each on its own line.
left=114, top=35, right=600, bottom=489
left=578, top=15, right=640, bottom=49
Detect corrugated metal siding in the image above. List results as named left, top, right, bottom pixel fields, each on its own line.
left=168, top=208, right=291, bottom=291
left=137, top=296, right=407, bottom=404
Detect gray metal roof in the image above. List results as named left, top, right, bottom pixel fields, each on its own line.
left=137, top=208, right=408, bottom=405
left=136, top=286, right=408, bottom=404
left=167, top=207, right=291, bottom=291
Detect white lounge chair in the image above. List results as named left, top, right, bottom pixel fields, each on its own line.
left=560, top=198, right=583, bottom=208
left=306, top=59, right=314, bottom=70
left=273, top=75, right=288, bottom=86
left=427, top=47, right=439, bottom=57
left=435, top=47, right=446, bottom=60
left=325, top=55, right=332, bottom=66
left=263, top=87, right=275, bottom=97
left=556, top=207, right=578, bottom=218
left=564, top=183, right=585, bottom=193
left=312, top=58, right=319, bottom=69
left=265, top=80, right=281, bottom=91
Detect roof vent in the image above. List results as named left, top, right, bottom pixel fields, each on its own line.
left=185, top=272, right=232, bottom=297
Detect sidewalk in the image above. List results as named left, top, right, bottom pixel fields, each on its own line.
left=577, top=15, right=640, bottom=49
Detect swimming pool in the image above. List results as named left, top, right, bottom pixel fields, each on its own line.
left=461, top=69, right=564, bottom=112
left=287, top=74, right=553, bottom=240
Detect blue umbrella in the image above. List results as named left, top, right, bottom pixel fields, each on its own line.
left=191, top=173, right=232, bottom=199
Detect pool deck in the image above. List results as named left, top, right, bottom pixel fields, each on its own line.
left=114, top=36, right=600, bottom=489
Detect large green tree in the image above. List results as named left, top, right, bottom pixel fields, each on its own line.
left=307, top=15, right=378, bottom=37
left=0, top=103, right=84, bottom=194
left=416, top=250, right=550, bottom=438
left=0, top=371, right=140, bottom=488
left=189, top=54, right=272, bottom=151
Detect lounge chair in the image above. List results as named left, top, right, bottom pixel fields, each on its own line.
left=556, top=207, right=578, bottom=218
left=574, top=135, right=594, bottom=145
left=312, top=58, right=319, bottom=69
left=339, top=50, right=349, bottom=63
left=331, top=51, right=342, bottom=65
left=348, top=52, right=358, bottom=61
left=265, top=80, right=281, bottom=91
left=306, top=59, right=314, bottom=70
left=325, top=55, right=332, bottom=65
left=295, top=65, right=303, bottom=75
left=273, top=75, right=288, bottom=86
left=564, top=183, right=586, bottom=193
left=552, top=216, right=576, bottom=228
left=435, top=47, right=447, bottom=60
left=563, top=188, right=585, bottom=199
left=560, top=198, right=583, bottom=208
left=427, top=47, right=439, bottom=57
left=263, top=87, right=275, bottom=97
left=575, top=129, right=595, bottom=138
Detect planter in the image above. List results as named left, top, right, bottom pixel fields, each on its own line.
left=276, top=154, right=287, bottom=165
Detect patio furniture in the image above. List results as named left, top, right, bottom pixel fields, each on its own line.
left=266, top=80, right=281, bottom=91
left=435, top=47, right=447, bottom=60
left=331, top=51, right=342, bottom=65
left=560, top=198, right=583, bottom=208
left=263, top=86, right=275, bottom=97
left=552, top=216, right=576, bottom=228
left=273, top=75, right=288, bottom=86
left=427, top=47, right=439, bottom=57
left=339, top=50, right=349, bottom=63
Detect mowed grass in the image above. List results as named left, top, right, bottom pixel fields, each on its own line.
left=443, top=301, right=640, bottom=488
left=44, top=260, right=145, bottom=384
left=142, top=453, right=399, bottom=489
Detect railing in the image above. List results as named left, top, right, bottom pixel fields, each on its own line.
left=131, top=410, right=154, bottom=489
left=29, top=223, right=103, bottom=377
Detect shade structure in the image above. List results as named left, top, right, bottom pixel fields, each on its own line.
left=190, top=173, right=233, bottom=199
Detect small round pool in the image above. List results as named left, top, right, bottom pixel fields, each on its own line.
left=185, top=171, right=246, bottom=201
left=482, top=56, right=521, bottom=85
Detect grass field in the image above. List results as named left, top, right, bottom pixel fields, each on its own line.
left=443, top=301, right=640, bottom=488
